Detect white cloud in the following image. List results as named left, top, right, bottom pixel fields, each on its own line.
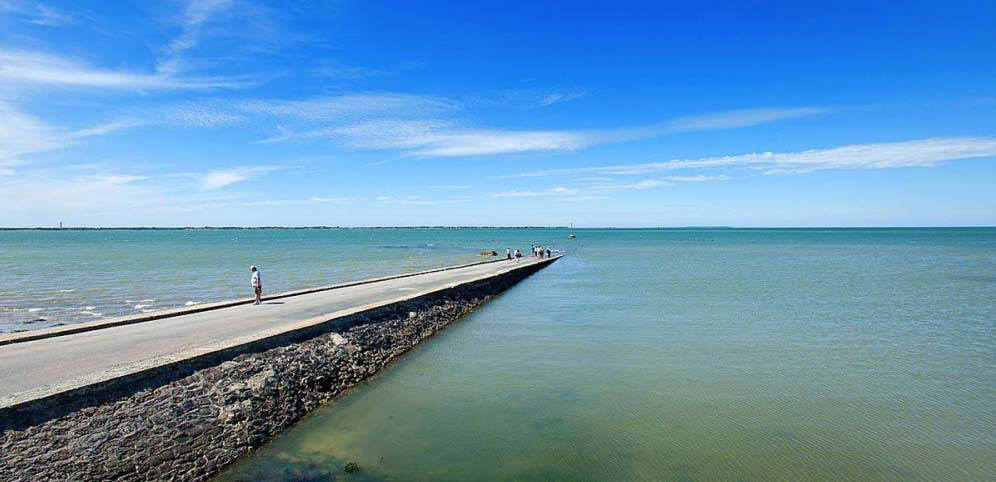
left=311, top=61, right=391, bottom=80
left=584, top=175, right=729, bottom=191
left=242, top=94, right=456, bottom=122
left=159, top=104, right=244, bottom=127
left=0, top=48, right=245, bottom=90
left=0, top=171, right=159, bottom=221
left=622, top=179, right=668, bottom=190
left=199, top=165, right=284, bottom=190
left=494, top=175, right=727, bottom=198
left=78, top=174, right=149, bottom=185
left=666, top=107, right=826, bottom=132
left=68, top=120, right=145, bottom=139
left=0, top=101, right=58, bottom=164
left=0, top=1, right=72, bottom=26
left=157, top=0, right=235, bottom=76
left=236, top=197, right=351, bottom=207
left=31, top=4, right=71, bottom=26
left=663, top=175, right=730, bottom=182
left=539, top=89, right=586, bottom=106
left=491, top=187, right=580, bottom=198
left=0, top=102, right=138, bottom=166
left=513, top=137, right=996, bottom=177
left=285, top=106, right=822, bottom=157
left=311, top=120, right=586, bottom=157
left=374, top=195, right=468, bottom=205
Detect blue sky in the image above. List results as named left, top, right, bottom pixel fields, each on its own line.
left=1, top=0, right=994, bottom=227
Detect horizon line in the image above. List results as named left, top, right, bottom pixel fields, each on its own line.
left=2, top=225, right=995, bottom=231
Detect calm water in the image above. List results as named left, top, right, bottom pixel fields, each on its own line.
left=212, top=228, right=995, bottom=482
left=0, top=228, right=555, bottom=332
left=4, top=228, right=995, bottom=480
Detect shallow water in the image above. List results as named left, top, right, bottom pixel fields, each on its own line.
left=3, top=228, right=994, bottom=480
left=208, top=228, right=996, bottom=481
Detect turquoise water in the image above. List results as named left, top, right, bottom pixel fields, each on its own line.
left=0, top=228, right=560, bottom=332
left=3, top=228, right=995, bottom=480
left=208, top=228, right=995, bottom=481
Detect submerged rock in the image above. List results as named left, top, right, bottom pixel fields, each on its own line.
left=479, top=250, right=498, bottom=256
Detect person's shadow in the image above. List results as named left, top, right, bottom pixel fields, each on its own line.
left=262, top=301, right=285, bottom=305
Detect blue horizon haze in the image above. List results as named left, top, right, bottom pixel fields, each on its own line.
left=1, top=0, right=994, bottom=227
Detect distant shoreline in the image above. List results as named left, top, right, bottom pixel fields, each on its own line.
left=1, top=226, right=993, bottom=231
left=2, top=226, right=570, bottom=231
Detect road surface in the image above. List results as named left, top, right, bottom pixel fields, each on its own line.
left=0, top=256, right=557, bottom=410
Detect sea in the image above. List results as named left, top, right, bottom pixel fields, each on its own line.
left=3, top=228, right=994, bottom=481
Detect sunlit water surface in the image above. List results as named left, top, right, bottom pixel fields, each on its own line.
left=4, top=228, right=993, bottom=480
left=213, top=228, right=995, bottom=481
left=0, top=229, right=532, bottom=332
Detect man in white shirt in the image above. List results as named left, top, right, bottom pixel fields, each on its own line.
left=250, top=266, right=262, bottom=305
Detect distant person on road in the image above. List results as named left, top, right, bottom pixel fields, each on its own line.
left=250, top=266, right=262, bottom=305
left=515, top=248, right=522, bottom=262
left=546, top=248, right=551, bottom=258
left=506, top=247, right=512, bottom=260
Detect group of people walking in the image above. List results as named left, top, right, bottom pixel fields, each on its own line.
left=505, top=245, right=552, bottom=262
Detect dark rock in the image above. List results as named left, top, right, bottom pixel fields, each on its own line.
left=479, top=250, right=498, bottom=256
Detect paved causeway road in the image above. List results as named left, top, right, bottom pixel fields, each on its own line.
left=0, top=256, right=557, bottom=410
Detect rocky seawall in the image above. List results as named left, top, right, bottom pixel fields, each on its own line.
left=0, top=259, right=554, bottom=481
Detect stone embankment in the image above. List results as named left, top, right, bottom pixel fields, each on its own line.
left=0, top=259, right=553, bottom=481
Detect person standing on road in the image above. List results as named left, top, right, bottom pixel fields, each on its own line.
left=250, top=265, right=262, bottom=305
left=506, top=247, right=512, bottom=260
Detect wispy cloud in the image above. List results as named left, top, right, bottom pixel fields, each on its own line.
left=0, top=101, right=58, bottom=165
left=666, top=107, right=826, bottom=132
left=374, top=195, right=469, bottom=205
left=539, top=90, right=587, bottom=106
left=244, top=94, right=456, bottom=123
left=200, top=165, right=285, bottom=190
left=317, top=120, right=586, bottom=157
left=157, top=0, right=234, bottom=76
left=0, top=170, right=160, bottom=221
left=0, top=101, right=137, bottom=165
left=158, top=103, right=245, bottom=127
left=128, top=92, right=822, bottom=158
left=490, top=175, right=729, bottom=200
left=512, top=137, right=996, bottom=177
left=271, top=105, right=825, bottom=157
left=479, top=88, right=588, bottom=108
left=491, top=187, right=580, bottom=198
left=311, top=61, right=391, bottom=80
left=0, top=48, right=245, bottom=90
left=0, top=1, right=72, bottom=26
left=236, top=197, right=351, bottom=207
